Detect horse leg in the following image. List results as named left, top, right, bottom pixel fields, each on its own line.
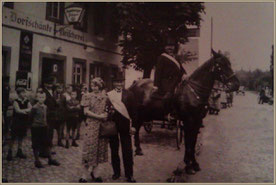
left=190, top=121, right=201, bottom=172
left=183, top=118, right=202, bottom=174
left=183, top=121, right=196, bottom=175
left=134, top=124, right=143, bottom=156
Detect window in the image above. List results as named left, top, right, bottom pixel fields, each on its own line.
left=93, top=3, right=106, bottom=36
left=3, top=2, right=14, bottom=9
left=73, top=61, right=86, bottom=85
left=46, top=2, right=65, bottom=24
left=89, top=63, right=103, bottom=86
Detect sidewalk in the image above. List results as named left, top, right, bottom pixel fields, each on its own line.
left=2, top=124, right=186, bottom=183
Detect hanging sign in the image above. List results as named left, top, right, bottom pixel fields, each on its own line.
left=19, top=31, right=33, bottom=72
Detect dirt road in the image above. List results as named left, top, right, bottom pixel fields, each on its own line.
left=183, top=91, right=274, bottom=183
left=3, top=92, right=273, bottom=183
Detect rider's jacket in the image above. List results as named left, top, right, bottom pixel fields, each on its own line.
left=154, top=53, right=185, bottom=96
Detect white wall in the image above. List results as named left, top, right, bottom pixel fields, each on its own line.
left=14, top=2, right=46, bottom=20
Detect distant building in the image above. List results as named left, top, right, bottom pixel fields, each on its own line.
left=2, top=2, right=123, bottom=92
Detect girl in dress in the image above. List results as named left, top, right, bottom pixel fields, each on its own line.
left=79, top=77, right=109, bottom=182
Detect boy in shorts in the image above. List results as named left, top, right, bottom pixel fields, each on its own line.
left=65, top=90, right=81, bottom=148
left=7, top=87, right=32, bottom=161
left=31, top=92, right=60, bottom=168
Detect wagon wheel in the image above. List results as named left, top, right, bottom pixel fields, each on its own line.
left=144, top=121, right=153, bottom=133
left=176, top=120, right=184, bottom=150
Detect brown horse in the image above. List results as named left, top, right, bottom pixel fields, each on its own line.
left=128, top=49, right=240, bottom=174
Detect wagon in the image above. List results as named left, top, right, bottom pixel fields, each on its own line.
left=143, top=119, right=184, bottom=150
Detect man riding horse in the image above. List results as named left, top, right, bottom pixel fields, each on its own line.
left=128, top=44, right=240, bottom=175
left=152, top=33, right=187, bottom=124
left=154, top=35, right=186, bottom=99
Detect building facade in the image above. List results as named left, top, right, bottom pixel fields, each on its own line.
left=2, top=2, right=123, bottom=92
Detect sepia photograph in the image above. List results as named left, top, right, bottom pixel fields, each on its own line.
left=2, top=1, right=274, bottom=183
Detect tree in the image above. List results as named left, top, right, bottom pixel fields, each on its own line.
left=114, top=3, right=205, bottom=78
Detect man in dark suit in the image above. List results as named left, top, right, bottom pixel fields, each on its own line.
left=107, top=73, right=137, bottom=183
left=42, top=77, right=58, bottom=150
left=154, top=36, right=186, bottom=97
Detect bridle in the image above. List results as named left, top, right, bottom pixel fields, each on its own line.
left=181, top=57, right=236, bottom=103
left=211, top=58, right=236, bottom=85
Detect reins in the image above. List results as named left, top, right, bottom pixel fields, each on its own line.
left=187, top=79, right=213, bottom=102
left=178, top=56, right=235, bottom=104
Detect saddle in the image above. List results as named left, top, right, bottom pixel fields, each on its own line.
left=129, top=79, right=173, bottom=119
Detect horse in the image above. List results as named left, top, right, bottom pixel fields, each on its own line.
left=127, top=49, right=240, bottom=174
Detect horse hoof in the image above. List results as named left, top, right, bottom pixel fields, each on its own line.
left=185, top=166, right=196, bottom=175
left=167, top=176, right=175, bottom=182
left=192, top=163, right=201, bottom=172
left=135, top=150, right=144, bottom=156
left=173, top=169, right=183, bottom=176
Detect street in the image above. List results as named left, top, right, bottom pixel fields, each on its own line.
left=178, top=91, right=274, bottom=183
left=2, top=91, right=274, bottom=183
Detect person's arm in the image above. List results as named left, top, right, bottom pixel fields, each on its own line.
left=154, top=57, right=163, bottom=87
left=75, top=101, right=81, bottom=110
left=84, top=107, right=106, bottom=120
left=29, top=106, right=35, bottom=122
left=13, top=101, right=27, bottom=114
left=45, top=106, right=47, bottom=124
left=25, top=102, right=32, bottom=113
left=67, top=103, right=74, bottom=110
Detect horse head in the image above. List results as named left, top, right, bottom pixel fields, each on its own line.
left=211, top=49, right=240, bottom=92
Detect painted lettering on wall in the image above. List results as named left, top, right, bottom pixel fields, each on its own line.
left=4, top=9, right=86, bottom=43
left=59, top=29, right=85, bottom=42
left=10, top=11, right=53, bottom=33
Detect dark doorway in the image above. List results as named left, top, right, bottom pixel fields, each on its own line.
left=2, top=47, right=11, bottom=78
left=41, top=57, right=64, bottom=86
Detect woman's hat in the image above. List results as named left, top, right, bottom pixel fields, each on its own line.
left=91, top=77, right=105, bottom=88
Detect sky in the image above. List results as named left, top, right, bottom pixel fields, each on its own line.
left=199, top=2, right=274, bottom=71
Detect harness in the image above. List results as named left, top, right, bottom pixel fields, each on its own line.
left=211, top=60, right=236, bottom=84
left=183, top=57, right=235, bottom=105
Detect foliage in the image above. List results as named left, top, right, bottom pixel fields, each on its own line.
left=236, top=69, right=272, bottom=91
left=112, top=3, right=205, bottom=77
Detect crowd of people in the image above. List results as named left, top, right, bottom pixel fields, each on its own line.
left=208, top=87, right=234, bottom=115
left=2, top=74, right=137, bottom=183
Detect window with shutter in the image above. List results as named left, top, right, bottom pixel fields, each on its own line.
left=46, top=2, right=65, bottom=24
left=3, top=2, right=14, bottom=9
left=93, top=3, right=106, bottom=36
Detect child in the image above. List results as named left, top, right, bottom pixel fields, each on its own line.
left=7, top=87, right=32, bottom=161
left=30, top=92, right=60, bottom=168
left=53, top=83, right=66, bottom=147
left=65, top=90, right=81, bottom=148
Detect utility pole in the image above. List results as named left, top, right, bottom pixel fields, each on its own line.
left=210, top=16, right=213, bottom=56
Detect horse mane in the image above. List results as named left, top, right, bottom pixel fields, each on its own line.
left=188, top=52, right=230, bottom=80
left=189, top=57, right=214, bottom=80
